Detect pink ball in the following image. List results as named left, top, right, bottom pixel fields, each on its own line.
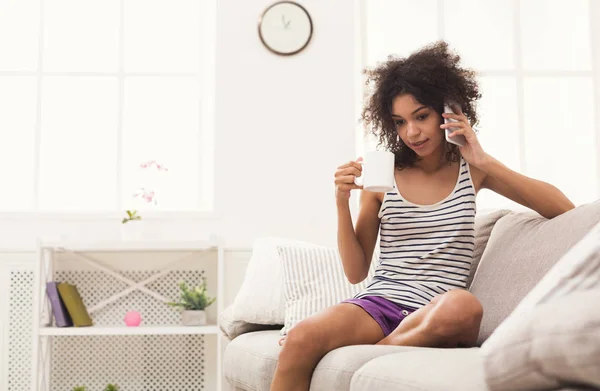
left=124, top=310, right=142, bottom=327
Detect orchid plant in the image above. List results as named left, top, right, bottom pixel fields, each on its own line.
left=122, top=160, right=168, bottom=224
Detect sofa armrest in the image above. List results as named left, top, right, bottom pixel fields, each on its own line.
left=219, top=305, right=282, bottom=340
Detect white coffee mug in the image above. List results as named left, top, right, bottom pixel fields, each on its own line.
left=354, top=150, right=395, bottom=192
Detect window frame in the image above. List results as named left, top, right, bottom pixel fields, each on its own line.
left=356, top=0, right=600, bottom=209
left=0, top=0, right=217, bottom=220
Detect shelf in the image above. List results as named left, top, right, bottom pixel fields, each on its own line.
left=40, top=240, right=219, bottom=252
left=39, top=324, right=220, bottom=336
left=32, top=236, right=226, bottom=391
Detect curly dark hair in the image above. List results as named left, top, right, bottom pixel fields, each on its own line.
left=361, top=41, right=481, bottom=169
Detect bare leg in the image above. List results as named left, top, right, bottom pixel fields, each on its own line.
left=270, top=302, right=384, bottom=391
left=377, top=290, right=483, bottom=348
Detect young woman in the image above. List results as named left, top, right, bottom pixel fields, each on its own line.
left=270, top=41, right=574, bottom=391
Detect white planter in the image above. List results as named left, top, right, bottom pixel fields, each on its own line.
left=120, top=221, right=145, bottom=241
left=182, top=310, right=207, bottom=326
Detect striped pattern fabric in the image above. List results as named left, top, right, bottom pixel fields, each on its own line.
left=354, top=156, right=477, bottom=309
left=278, top=245, right=375, bottom=335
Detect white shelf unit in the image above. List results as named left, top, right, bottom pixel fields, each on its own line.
left=39, top=325, right=220, bottom=336
left=30, top=238, right=226, bottom=391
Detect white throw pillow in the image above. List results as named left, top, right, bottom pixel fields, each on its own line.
left=231, top=237, right=318, bottom=325
left=278, top=244, right=375, bottom=335
left=481, top=220, right=600, bottom=391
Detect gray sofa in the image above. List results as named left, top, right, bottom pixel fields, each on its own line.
left=220, top=201, right=600, bottom=391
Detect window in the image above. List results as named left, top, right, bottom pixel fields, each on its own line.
left=360, top=0, right=599, bottom=208
left=0, top=0, right=215, bottom=214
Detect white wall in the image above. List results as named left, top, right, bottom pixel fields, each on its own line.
left=214, top=0, right=359, bottom=247
left=0, top=0, right=359, bottom=250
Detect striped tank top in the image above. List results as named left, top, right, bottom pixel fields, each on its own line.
left=354, top=156, right=477, bottom=310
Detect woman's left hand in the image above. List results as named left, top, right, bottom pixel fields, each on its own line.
left=440, top=104, right=489, bottom=168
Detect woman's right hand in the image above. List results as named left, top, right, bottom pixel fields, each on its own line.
left=334, top=158, right=363, bottom=201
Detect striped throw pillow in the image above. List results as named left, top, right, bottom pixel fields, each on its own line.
left=481, top=219, right=600, bottom=390
left=278, top=244, right=375, bottom=335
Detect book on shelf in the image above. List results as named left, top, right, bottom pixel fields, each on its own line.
left=57, top=282, right=93, bottom=327
left=46, top=282, right=73, bottom=327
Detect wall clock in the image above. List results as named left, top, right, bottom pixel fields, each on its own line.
left=258, top=1, right=313, bottom=56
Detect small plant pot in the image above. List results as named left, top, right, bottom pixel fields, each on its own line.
left=120, top=221, right=145, bottom=241
left=182, top=310, right=206, bottom=326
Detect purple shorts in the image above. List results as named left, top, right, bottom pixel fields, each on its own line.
left=342, top=296, right=417, bottom=337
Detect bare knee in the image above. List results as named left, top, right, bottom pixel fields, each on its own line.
left=444, top=289, right=483, bottom=318
left=423, top=290, right=483, bottom=340
left=278, top=322, right=326, bottom=369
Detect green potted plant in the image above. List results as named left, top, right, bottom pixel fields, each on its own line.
left=72, top=387, right=88, bottom=391
left=167, top=279, right=216, bottom=326
left=103, top=384, right=120, bottom=391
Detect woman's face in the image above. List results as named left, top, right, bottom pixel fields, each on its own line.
left=391, top=93, right=445, bottom=157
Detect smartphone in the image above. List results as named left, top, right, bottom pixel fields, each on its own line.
left=444, top=102, right=466, bottom=147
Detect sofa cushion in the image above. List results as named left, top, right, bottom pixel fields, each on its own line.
left=223, top=330, right=420, bottom=391
left=309, top=345, right=415, bottom=391
left=350, top=347, right=487, bottom=391
left=232, top=237, right=319, bottom=325
left=219, top=305, right=282, bottom=340
left=223, top=330, right=281, bottom=391
left=483, top=289, right=600, bottom=391
left=469, top=209, right=512, bottom=288
left=481, top=220, right=600, bottom=391
left=469, top=200, right=600, bottom=344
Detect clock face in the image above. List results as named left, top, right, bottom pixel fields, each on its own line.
left=258, top=1, right=313, bottom=56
